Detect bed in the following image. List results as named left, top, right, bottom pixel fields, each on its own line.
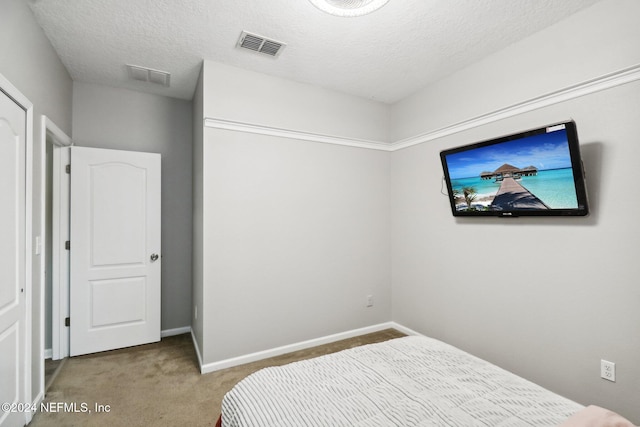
left=216, top=335, right=633, bottom=426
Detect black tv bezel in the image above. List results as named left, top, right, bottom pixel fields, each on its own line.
left=440, top=120, right=589, bottom=217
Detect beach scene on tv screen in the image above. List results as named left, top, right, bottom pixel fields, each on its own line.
left=445, top=129, right=579, bottom=211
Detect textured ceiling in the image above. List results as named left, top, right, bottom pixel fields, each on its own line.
left=28, top=0, right=601, bottom=104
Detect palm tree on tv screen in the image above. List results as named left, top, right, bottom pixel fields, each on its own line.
left=463, top=187, right=477, bottom=210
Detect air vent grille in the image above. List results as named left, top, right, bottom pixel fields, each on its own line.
left=240, top=34, right=263, bottom=51
left=126, top=64, right=171, bottom=87
left=237, top=31, right=286, bottom=57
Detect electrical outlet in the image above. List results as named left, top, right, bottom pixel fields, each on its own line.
left=194, top=305, right=198, bottom=320
left=601, top=359, right=616, bottom=382
left=366, top=295, right=374, bottom=308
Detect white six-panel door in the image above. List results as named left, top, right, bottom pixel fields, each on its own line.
left=0, top=88, right=28, bottom=427
left=70, top=146, right=161, bottom=356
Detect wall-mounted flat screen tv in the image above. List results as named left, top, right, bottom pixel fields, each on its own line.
left=440, top=120, right=589, bottom=217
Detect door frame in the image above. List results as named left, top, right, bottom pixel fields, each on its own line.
left=39, top=116, right=71, bottom=377
left=0, top=72, right=33, bottom=426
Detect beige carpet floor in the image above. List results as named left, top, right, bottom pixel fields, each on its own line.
left=31, top=329, right=405, bottom=427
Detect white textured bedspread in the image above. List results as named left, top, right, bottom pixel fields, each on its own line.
left=222, top=336, right=582, bottom=426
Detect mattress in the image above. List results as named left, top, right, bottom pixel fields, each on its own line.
left=221, top=335, right=583, bottom=426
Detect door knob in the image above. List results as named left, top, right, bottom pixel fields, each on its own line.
left=150, top=253, right=159, bottom=262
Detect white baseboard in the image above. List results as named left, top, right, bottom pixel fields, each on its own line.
left=388, top=321, right=423, bottom=337
left=161, top=326, right=191, bottom=338
left=198, top=322, right=417, bottom=374
left=44, top=348, right=52, bottom=359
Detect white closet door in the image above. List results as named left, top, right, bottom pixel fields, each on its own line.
left=0, top=87, right=28, bottom=427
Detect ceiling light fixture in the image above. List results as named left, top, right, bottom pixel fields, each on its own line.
left=308, top=0, right=390, bottom=17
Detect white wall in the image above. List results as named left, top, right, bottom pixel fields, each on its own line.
left=72, top=82, right=193, bottom=333
left=196, top=61, right=391, bottom=365
left=390, top=0, right=640, bottom=422
left=0, top=0, right=73, bottom=404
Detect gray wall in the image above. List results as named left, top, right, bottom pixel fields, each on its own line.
left=72, top=82, right=193, bottom=332
left=390, top=0, right=640, bottom=422
left=0, top=0, right=73, bottom=404
left=0, top=0, right=72, bottom=135
left=196, top=61, right=391, bottom=365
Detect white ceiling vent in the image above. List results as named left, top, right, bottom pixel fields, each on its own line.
left=237, top=31, right=286, bottom=57
left=126, top=64, right=171, bottom=87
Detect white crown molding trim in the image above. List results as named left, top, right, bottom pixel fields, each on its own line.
left=204, top=117, right=391, bottom=151
left=199, top=322, right=402, bottom=374
left=391, top=64, right=640, bottom=151
left=203, top=65, right=640, bottom=152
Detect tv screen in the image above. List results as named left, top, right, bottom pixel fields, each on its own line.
left=440, top=121, right=589, bottom=217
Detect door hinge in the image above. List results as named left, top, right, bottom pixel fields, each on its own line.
left=65, top=317, right=70, bottom=327
left=65, top=164, right=71, bottom=174
left=65, top=241, right=70, bottom=250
